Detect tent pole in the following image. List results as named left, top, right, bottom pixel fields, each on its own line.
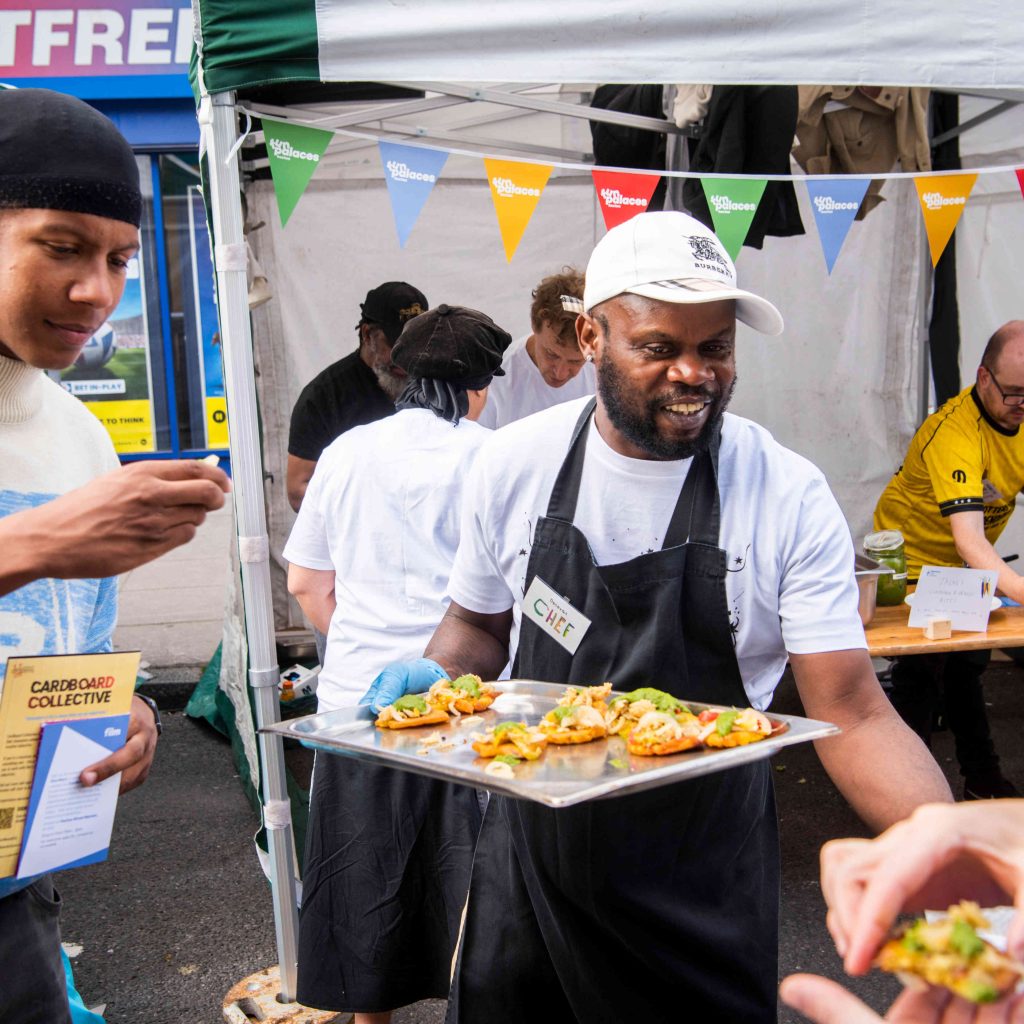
left=205, top=90, right=300, bottom=1001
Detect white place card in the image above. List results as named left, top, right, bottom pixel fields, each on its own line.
left=908, top=566, right=999, bottom=632
left=521, top=576, right=591, bottom=655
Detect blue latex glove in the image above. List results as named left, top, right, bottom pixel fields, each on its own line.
left=359, top=658, right=448, bottom=713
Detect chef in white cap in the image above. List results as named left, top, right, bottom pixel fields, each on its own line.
left=363, top=211, right=951, bottom=1023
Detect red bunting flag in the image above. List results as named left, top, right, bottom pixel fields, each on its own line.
left=1017, top=168, right=1024, bottom=200
left=592, top=170, right=662, bottom=229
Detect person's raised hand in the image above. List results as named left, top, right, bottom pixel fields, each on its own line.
left=14, top=459, right=230, bottom=583
left=820, top=802, right=1024, bottom=976
left=80, top=693, right=159, bottom=794
left=359, top=658, right=448, bottom=713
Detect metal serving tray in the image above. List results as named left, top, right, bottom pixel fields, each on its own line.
left=260, top=681, right=839, bottom=809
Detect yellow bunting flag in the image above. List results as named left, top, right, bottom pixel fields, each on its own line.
left=914, top=174, right=978, bottom=266
left=484, top=159, right=553, bottom=262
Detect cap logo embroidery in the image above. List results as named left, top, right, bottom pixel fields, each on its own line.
left=399, top=303, right=425, bottom=320
left=686, top=235, right=729, bottom=269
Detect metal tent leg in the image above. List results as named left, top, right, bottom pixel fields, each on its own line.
left=204, top=89, right=300, bottom=1001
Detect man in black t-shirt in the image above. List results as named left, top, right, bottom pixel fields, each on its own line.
left=287, top=281, right=428, bottom=511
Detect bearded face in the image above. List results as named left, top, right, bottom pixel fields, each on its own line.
left=585, top=295, right=737, bottom=462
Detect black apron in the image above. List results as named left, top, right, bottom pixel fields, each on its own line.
left=448, top=401, right=779, bottom=1024
left=297, top=755, right=482, bottom=1013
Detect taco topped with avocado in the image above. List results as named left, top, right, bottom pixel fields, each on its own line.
left=606, top=687, right=694, bottom=737
left=697, top=707, right=772, bottom=748
left=427, top=674, right=499, bottom=715
left=375, top=693, right=449, bottom=730
left=472, top=721, right=547, bottom=761
left=875, top=901, right=1024, bottom=1004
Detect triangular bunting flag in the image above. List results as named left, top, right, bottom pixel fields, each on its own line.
left=262, top=119, right=334, bottom=227
left=914, top=173, right=978, bottom=266
left=378, top=141, right=449, bottom=247
left=700, top=178, right=767, bottom=260
left=592, top=170, right=662, bottom=229
left=805, top=178, right=871, bottom=274
left=1016, top=168, right=1024, bottom=200
left=484, top=159, right=553, bottom=262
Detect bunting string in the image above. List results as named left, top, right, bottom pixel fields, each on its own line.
left=249, top=109, right=1023, bottom=271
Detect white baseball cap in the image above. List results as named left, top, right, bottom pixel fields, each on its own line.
left=581, top=211, right=784, bottom=336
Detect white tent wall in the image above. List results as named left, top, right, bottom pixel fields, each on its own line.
left=246, top=174, right=929, bottom=623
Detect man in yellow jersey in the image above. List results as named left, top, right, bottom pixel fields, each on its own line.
left=874, top=320, right=1024, bottom=800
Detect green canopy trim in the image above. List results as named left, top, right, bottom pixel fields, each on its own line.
left=193, top=0, right=320, bottom=96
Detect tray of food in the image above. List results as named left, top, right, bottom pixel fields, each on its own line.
left=259, top=678, right=839, bottom=808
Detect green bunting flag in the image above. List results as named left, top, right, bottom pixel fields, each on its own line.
left=262, top=119, right=334, bottom=227
left=699, top=178, right=768, bottom=260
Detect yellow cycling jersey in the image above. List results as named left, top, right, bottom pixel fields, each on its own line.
left=874, top=386, right=1024, bottom=579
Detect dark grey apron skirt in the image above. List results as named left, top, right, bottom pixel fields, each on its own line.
left=297, top=754, right=482, bottom=1013
left=448, top=401, right=779, bottom=1023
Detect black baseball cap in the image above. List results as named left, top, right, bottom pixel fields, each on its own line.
left=360, top=282, right=429, bottom=345
left=391, top=304, right=510, bottom=383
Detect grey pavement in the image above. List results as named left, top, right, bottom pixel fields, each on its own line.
left=56, top=659, right=1024, bottom=1023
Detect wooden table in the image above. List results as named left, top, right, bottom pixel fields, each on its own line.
left=865, top=599, right=1024, bottom=657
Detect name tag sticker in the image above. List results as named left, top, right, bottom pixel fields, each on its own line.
left=522, top=576, right=591, bottom=655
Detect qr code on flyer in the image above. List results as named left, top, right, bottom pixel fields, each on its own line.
left=0, top=807, right=14, bottom=830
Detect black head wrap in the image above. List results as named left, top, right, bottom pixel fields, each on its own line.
left=392, top=304, right=512, bottom=425
left=0, top=88, right=141, bottom=227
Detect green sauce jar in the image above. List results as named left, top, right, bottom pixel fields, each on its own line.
left=864, top=530, right=908, bottom=605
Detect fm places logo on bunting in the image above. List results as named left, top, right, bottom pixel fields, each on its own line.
left=914, top=173, right=978, bottom=266
left=378, top=141, right=448, bottom=247
left=700, top=177, right=767, bottom=260
left=262, top=119, right=334, bottom=227
left=805, top=178, right=870, bottom=274
left=485, top=158, right=552, bottom=262
left=592, top=170, right=662, bottom=230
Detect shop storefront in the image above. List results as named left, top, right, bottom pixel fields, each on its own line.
left=1, top=1, right=228, bottom=463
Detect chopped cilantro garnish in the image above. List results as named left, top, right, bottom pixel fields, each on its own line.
left=551, top=706, right=575, bottom=722
left=715, top=709, right=740, bottom=736
left=900, top=926, right=927, bottom=953
left=492, top=754, right=521, bottom=766
left=609, top=758, right=627, bottom=770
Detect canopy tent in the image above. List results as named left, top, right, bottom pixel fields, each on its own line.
left=190, top=0, right=1024, bottom=1002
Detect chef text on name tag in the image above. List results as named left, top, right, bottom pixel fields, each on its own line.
left=522, top=576, right=591, bottom=655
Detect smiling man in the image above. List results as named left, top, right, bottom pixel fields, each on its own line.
left=363, top=211, right=951, bottom=1023
left=874, top=321, right=1024, bottom=800
left=0, top=88, right=229, bottom=1024
left=477, top=267, right=593, bottom=428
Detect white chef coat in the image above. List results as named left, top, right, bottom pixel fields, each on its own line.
left=284, top=407, right=489, bottom=711
left=448, top=397, right=866, bottom=710
left=477, top=334, right=596, bottom=429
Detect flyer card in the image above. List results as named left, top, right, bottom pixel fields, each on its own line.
left=16, top=715, right=129, bottom=878
left=0, top=651, right=139, bottom=879
left=908, top=566, right=999, bottom=631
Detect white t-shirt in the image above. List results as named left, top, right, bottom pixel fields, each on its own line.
left=284, top=408, right=489, bottom=711
left=448, top=397, right=866, bottom=710
left=477, top=334, right=596, bottom=429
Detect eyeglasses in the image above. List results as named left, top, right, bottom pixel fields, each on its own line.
left=984, top=366, right=1024, bottom=407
